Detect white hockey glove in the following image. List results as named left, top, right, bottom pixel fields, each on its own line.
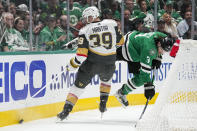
left=66, top=58, right=80, bottom=71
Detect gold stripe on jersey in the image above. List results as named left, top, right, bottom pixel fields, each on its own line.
left=89, top=48, right=116, bottom=56
left=70, top=58, right=79, bottom=68
left=76, top=48, right=88, bottom=56
left=117, top=36, right=124, bottom=46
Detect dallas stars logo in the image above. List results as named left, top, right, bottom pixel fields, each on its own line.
left=149, top=49, right=156, bottom=55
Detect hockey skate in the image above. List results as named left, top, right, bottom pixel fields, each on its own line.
left=57, top=103, right=73, bottom=121
left=99, top=95, right=108, bottom=118
left=115, top=89, right=129, bottom=108
left=99, top=99, right=107, bottom=113
left=57, top=110, right=70, bottom=121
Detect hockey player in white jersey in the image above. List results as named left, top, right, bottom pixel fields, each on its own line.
left=57, top=6, right=124, bottom=121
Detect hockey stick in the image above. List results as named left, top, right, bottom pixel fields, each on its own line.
left=138, top=98, right=150, bottom=121
left=61, top=37, right=78, bottom=50
left=69, top=26, right=80, bottom=32
left=134, top=68, right=156, bottom=127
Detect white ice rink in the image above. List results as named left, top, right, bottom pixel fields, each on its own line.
left=1, top=105, right=151, bottom=131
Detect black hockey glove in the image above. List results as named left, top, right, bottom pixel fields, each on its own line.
left=152, top=56, right=162, bottom=69
left=116, top=46, right=127, bottom=61
left=144, top=82, right=155, bottom=100
left=128, top=61, right=141, bottom=74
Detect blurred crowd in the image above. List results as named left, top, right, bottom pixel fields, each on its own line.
left=0, top=0, right=196, bottom=52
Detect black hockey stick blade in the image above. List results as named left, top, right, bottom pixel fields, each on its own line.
left=134, top=98, right=150, bottom=127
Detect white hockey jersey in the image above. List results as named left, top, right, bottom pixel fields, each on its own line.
left=75, top=19, right=124, bottom=64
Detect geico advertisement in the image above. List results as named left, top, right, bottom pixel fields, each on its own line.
left=0, top=53, right=174, bottom=111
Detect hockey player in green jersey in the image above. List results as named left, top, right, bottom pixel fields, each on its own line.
left=115, top=31, right=175, bottom=107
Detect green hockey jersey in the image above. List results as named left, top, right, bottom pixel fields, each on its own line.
left=122, top=31, right=167, bottom=87
left=53, top=26, right=73, bottom=50
left=62, top=6, right=82, bottom=26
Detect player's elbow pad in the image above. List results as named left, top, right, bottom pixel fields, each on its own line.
left=68, top=55, right=87, bottom=70
left=70, top=57, right=80, bottom=69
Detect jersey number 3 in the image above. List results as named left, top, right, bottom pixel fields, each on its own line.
left=89, top=32, right=112, bottom=49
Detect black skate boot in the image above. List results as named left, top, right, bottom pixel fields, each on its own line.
left=99, top=95, right=109, bottom=118
left=115, top=88, right=129, bottom=108
left=57, top=103, right=73, bottom=121
left=99, top=95, right=108, bottom=113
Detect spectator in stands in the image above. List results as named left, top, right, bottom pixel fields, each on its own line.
left=180, top=1, right=192, bottom=18
left=158, top=0, right=182, bottom=23
left=38, top=15, right=66, bottom=51
left=124, top=9, right=148, bottom=34
left=8, top=2, right=17, bottom=18
left=40, top=0, right=62, bottom=24
left=23, top=13, right=35, bottom=45
left=56, top=18, right=61, bottom=27
left=54, top=15, right=73, bottom=50
left=38, top=14, right=56, bottom=51
left=33, top=24, right=43, bottom=36
left=16, top=4, right=29, bottom=19
left=124, top=9, right=133, bottom=34
left=35, top=0, right=48, bottom=14
left=33, top=23, right=44, bottom=50
left=177, top=0, right=191, bottom=12
left=162, top=13, right=178, bottom=39
left=125, top=0, right=135, bottom=16
left=139, top=0, right=161, bottom=11
left=157, top=19, right=167, bottom=33
left=23, top=13, right=30, bottom=36
left=180, top=1, right=197, bottom=26
left=177, top=10, right=197, bottom=39
left=101, top=8, right=113, bottom=20
left=110, top=1, right=121, bottom=20
left=13, top=17, right=29, bottom=50
left=1, top=13, right=29, bottom=51
left=132, top=12, right=151, bottom=33
left=136, top=0, right=154, bottom=30
left=14, top=17, right=24, bottom=33
left=62, top=0, right=82, bottom=26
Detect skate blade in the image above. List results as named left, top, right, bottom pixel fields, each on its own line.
left=55, top=117, right=67, bottom=123
left=101, top=112, right=104, bottom=119
left=55, top=117, right=62, bottom=123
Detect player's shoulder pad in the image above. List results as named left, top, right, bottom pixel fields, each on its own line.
left=102, top=19, right=117, bottom=26
left=78, top=24, right=92, bottom=35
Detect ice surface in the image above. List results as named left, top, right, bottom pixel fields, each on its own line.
left=1, top=105, right=152, bottom=131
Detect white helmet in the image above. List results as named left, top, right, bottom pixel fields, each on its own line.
left=82, top=6, right=100, bottom=23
